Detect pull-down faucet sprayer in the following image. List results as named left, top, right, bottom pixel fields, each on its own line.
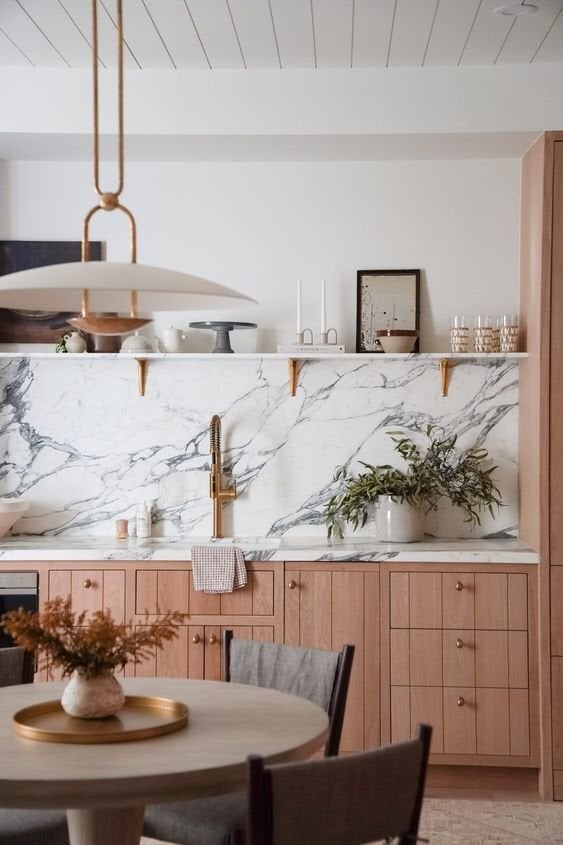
left=209, top=415, right=236, bottom=539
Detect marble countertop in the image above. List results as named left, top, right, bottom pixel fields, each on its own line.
left=0, top=535, right=538, bottom=563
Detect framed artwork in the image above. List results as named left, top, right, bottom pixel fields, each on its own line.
left=356, top=269, right=421, bottom=353
left=0, top=240, right=102, bottom=343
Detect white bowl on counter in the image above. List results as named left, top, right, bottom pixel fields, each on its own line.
left=376, top=330, right=419, bottom=353
left=0, top=499, right=29, bottom=537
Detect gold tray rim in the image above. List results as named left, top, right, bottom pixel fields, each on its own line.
left=13, top=695, right=189, bottom=744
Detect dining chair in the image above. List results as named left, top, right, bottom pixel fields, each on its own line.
left=0, top=647, right=70, bottom=845
left=143, top=632, right=355, bottom=845
left=246, top=723, right=432, bottom=845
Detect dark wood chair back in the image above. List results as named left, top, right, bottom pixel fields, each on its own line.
left=222, top=630, right=354, bottom=758
left=247, top=723, right=432, bottom=845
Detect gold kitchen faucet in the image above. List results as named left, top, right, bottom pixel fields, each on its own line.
left=209, top=415, right=237, bottom=539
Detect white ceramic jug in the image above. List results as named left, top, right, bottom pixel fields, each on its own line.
left=157, top=327, right=186, bottom=353
left=65, top=332, right=87, bottom=353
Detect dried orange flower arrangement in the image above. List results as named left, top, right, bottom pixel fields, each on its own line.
left=0, top=597, right=184, bottom=680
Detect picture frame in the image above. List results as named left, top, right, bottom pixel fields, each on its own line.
left=0, top=240, right=102, bottom=343
left=356, top=269, right=421, bottom=353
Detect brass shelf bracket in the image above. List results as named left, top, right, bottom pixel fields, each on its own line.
left=136, top=358, right=148, bottom=396
left=288, top=358, right=299, bottom=396
left=439, top=358, right=450, bottom=397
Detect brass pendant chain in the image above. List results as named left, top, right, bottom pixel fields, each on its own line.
left=81, top=0, right=138, bottom=320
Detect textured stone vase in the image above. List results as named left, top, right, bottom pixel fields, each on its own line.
left=61, top=669, right=125, bottom=719
left=374, top=496, right=424, bottom=543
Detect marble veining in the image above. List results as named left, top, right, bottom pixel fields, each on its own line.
left=0, top=356, right=519, bottom=540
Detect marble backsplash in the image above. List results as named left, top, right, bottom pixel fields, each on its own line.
left=0, top=355, right=519, bottom=539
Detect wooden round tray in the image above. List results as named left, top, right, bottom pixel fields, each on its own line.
left=13, top=695, right=189, bottom=744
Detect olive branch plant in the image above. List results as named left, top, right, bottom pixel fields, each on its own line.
left=324, top=425, right=502, bottom=539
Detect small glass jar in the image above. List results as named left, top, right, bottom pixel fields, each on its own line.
left=474, top=315, right=495, bottom=352
left=498, top=314, right=519, bottom=352
left=449, top=314, right=470, bottom=353
left=115, top=519, right=128, bottom=540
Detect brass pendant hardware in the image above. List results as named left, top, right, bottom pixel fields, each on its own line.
left=207, top=635, right=217, bottom=645
left=455, top=581, right=463, bottom=591
left=455, top=638, right=464, bottom=649
left=288, top=358, right=299, bottom=396
left=192, top=634, right=201, bottom=645
left=456, top=696, right=465, bottom=707
left=288, top=579, right=297, bottom=590
left=136, top=359, right=149, bottom=397
left=83, top=579, right=92, bottom=589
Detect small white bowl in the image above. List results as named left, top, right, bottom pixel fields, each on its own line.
left=120, top=333, right=154, bottom=353
left=376, top=331, right=419, bottom=353
left=0, top=499, right=29, bottom=537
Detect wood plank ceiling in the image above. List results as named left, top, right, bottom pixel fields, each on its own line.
left=0, top=0, right=562, bottom=70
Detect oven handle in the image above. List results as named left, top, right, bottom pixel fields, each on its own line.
left=0, top=589, right=38, bottom=596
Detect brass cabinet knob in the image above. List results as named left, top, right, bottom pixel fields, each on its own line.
left=287, top=580, right=297, bottom=590
left=192, top=634, right=201, bottom=644
left=455, top=581, right=463, bottom=591
left=83, top=579, right=92, bottom=589
left=456, top=638, right=464, bottom=649
left=207, top=634, right=217, bottom=645
left=456, top=696, right=465, bottom=707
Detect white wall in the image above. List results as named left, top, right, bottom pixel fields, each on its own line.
left=1, top=157, right=520, bottom=352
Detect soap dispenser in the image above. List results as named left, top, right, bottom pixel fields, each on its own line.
left=136, top=502, right=151, bottom=539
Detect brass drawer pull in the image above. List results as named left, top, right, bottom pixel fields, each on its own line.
left=455, top=581, right=463, bottom=591
left=207, top=634, right=217, bottom=645
left=192, top=634, right=201, bottom=644
left=83, top=579, right=92, bottom=589
left=288, top=580, right=297, bottom=590
left=456, top=696, right=465, bottom=707
left=456, top=638, right=464, bottom=649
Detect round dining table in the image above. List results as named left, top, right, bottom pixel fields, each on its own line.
left=0, top=677, right=329, bottom=845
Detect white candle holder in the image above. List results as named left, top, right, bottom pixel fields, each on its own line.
left=319, top=328, right=338, bottom=345
left=296, top=329, right=313, bottom=345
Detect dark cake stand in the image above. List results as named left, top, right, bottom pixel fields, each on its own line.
left=189, top=321, right=258, bottom=353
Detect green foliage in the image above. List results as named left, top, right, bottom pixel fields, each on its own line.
left=324, top=425, right=502, bottom=539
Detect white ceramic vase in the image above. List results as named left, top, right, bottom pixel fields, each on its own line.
left=61, top=669, right=125, bottom=719
left=65, top=332, right=87, bottom=353
left=374, top=495, right=424, bottom=543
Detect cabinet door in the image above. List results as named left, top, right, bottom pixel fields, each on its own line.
left=49, top=569, right=125, bottom=622
left=285, top=569, right=379, bottom=753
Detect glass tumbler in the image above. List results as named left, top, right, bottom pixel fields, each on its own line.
left=474, top=315, right=495, bottom=352
left=499, top=314, right=519, bottom=352
left=449, top=314, right=470, bottom=352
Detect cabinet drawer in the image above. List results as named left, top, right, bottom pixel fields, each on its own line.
left=390, top=571, right=528, bottom=631
left=49, top=569, right=125, bottom=622
left=135, top=569, right=275, bottom=617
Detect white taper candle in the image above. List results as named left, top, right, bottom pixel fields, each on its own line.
left=296, top=280, right=302, bottom=334
left=320, top=280, right=326, bottom=335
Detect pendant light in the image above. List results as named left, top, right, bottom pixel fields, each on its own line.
left=0, top=0, right=256, bottom=335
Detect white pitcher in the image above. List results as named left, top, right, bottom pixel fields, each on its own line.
left=157, top=327, right=187, bottom=353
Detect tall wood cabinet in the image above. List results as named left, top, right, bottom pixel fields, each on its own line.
left=520, top=131, right=563, bottom=798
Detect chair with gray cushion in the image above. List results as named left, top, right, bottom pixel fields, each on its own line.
left=0, top=647, right=69, bottom=845
left=143, top=632, right=355, bottom=845
left=247, top=723, right=432, bottom=845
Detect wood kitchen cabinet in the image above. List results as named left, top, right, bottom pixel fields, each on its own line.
left=130, top=563, right=282, bottom=680
left=48, top=568, right=126, bottom=622
left=380, top=563, right=539, bottom=767
left=284, top=563, right=380, bottom=753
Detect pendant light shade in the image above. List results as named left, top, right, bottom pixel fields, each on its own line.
left=0, top=0, right=256, bottom=335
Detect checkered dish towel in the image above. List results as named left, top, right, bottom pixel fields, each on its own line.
left=191, top=545, right=247, bottom=594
